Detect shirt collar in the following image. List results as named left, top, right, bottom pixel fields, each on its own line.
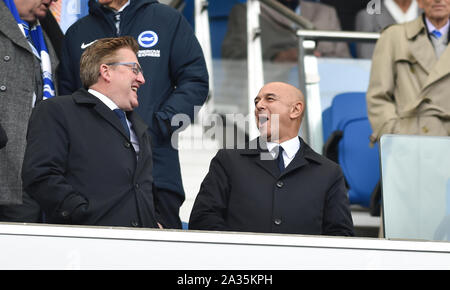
left=425, top=16, right=450, bottom=36
left=117, top=0, right=130, bottom=12
left=88, top=88, right=119, bottom=111
left=267, top=136, right=300, bottom=158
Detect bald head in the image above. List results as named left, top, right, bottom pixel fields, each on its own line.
left=254, top=82, right=305, bottom=143
left=262, top=81, right=304, bottom=103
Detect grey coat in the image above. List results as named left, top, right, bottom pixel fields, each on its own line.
left=0, top=1, right=59, bottom=205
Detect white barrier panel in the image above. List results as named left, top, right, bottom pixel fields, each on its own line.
left=0, top=222, right=449, bottom=270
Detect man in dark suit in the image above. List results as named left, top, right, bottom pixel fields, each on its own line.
left=189, top=82, right=354, bottom=236
left=22, top=36, right=160, bottom=228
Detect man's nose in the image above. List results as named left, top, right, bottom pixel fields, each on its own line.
left=255, top=99, right=265, bottom=110
left=137, top=72, right=145, bottom=85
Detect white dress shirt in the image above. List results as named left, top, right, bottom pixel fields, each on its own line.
left=266, top=136, right=300, bottom=168
left=425, top=16, right=450, bottom=38
left=88, top=89, right=139, bottom=154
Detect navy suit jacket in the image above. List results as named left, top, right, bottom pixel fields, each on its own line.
left=189, top=137, right=354, bottom=236
left=22, top=89, right=158, bottom=228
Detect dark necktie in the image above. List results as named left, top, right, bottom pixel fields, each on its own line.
left=277, top=146, right=285, bottom=173
left=114, top=12, right=121, bottom=35
left=113, top=109, right=130, bottom=139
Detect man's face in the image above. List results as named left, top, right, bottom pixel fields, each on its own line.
left=254, top=83, right=299, bottom=142
left=33, top=0, right=56, bottom=19
left=106, top=48, right=145, bottom=111
left=15, top=0, right=42, bottom=22
left=418, top=0, right=450, bottom=22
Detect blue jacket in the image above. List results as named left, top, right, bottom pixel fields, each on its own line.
left=58, top=0, right=209, bottom=227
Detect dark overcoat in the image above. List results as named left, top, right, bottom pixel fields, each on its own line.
left=22, top=89, right=158, bottom=228
left=189, top=137, right=354, bottom=236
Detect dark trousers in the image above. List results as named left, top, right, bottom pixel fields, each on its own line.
left=155, top=187, right=183, bottom=229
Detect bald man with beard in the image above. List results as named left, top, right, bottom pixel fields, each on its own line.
left=189, top=82, right=354, bottom=236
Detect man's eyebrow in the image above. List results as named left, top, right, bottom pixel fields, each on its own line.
left=254, top=92, right=281, bottom=104
left=255, top=93, right=277, bottom=100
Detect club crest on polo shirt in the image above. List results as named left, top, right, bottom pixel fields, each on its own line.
left=137, top=30, right=160, bottom=58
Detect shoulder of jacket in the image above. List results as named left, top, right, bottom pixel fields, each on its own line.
left=380, top=23, right=396, bottom=33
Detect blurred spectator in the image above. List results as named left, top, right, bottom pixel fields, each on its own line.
left=320, top=0, right=371, bottom=31
left=0, top=0, right=59, bottom=222
left=57, top=0, right=209, bottom=229
left=38, top=0, right=64, bottom=59
left=222, top=0, right=351, bottom=62
left=355, top=0, right=421, bottom=59
left=367, top=0, right=450, bottom=144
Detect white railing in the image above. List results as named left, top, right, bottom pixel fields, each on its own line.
left=1, top=222, right=449, bottom=269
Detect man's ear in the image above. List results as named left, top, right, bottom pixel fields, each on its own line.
left=290, top=101, right=304, bottom=119
left=98, top=64, right=111, bottom=83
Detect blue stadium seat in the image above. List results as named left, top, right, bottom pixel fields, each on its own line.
left=182, top=0, right=246, bottom=58
left=322, top=106, right=332, bottom=142
left=322, top=92, right=380, bottom=208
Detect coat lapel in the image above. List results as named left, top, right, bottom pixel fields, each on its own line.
left=239, top=138, right=280, bottom=179
left=422, top=45, right=450, bottom=91
left=406, top=17, right=450, bottom=92
left=407, top=17, right=437, bottom=75
left=72, top=89, right=130, bottom=139
left=240, top=137, right=322, bottom=178
left=128, top=111, right=149, bottom=142
left=0, top=1, right=34, bottom=55
left=281, top=137, right=321, bottom=177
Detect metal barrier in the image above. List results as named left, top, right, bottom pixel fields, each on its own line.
left=297, top=30, right=380, bottom=153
